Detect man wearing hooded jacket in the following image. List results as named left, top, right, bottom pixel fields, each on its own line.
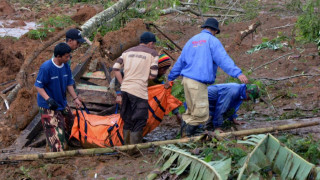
left=165, top=18, right=249, bottom=136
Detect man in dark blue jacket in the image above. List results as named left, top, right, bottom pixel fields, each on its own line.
left=165, top=18, right=248, bottom=137
left=205, top=83, right=260, bottom=132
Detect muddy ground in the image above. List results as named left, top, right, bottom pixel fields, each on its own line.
left=0, top=0, right=319, bottom=179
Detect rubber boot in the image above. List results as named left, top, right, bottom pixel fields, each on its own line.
left=180, top=120, right=187, bottom=138
left=186, top=124, right=198, bottom=137
left=128, top=131, right=143, bottom=156
left=123, top=129, right=131, bottom=145
left=204, top=116, right=214, bottom=131
left=130, top=131, right=143, bottom=144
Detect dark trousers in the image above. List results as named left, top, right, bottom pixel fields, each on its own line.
left=120, top=91, right=148, bottom=132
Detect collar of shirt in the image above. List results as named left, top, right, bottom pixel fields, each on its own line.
left=201, top=29, right=213, bottom=35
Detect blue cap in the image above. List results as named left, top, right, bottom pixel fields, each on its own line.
left=140, top=32, right=156, bottom=44
left=66, top=28, right=85, bottom=43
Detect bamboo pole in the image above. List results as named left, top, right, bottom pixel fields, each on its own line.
left=0, top=135, right=204, bottom=161
left=2, top=121, right=318, bottom=161
left=219, top=120, right=319, bottom=138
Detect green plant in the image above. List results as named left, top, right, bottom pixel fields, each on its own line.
left=241, top=0, right=259, bottom=20
left=295, top=0, right=320, bottom=42
left=286, top=0, right=303, bottom=12
left=27, top=28, right=52, bottom=40
left=42, top=15, right=74, bottom=28
left=171, top=79, right=185, bottom=114
left=279, top=134, right=320, bottom=165
left=27, top=15, right=75, bottom=40
left=247, top=36, right=288, bottom=54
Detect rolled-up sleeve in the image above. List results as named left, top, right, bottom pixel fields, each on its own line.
left=113, top=57, right=124, bottom=71
left=150, top=55, right=159, bottom=77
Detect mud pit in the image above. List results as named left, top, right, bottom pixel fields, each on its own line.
left=0, top=0, right=319, bottom=179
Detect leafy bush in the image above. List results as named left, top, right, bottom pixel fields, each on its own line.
left=27, top=15, right=75, bottom=40
left=296, top=0, right=320, bottom=42
left=241, top=0, right=259, bottom=20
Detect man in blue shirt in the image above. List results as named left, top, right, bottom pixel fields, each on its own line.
left=35, top=43, right=82, bottom=152
left=165, top=18, right=249, bottom=137
left=205, top=83, right=260, bottom=132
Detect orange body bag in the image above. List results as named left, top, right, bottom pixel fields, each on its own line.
left=71, top=84, right=182, bottom=148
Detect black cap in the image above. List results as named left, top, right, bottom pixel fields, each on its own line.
left=201, top=18, right=220, bottom=34
left=140, top=32, right=156, bottom=44
left=66, top=28, right=85, bottom=43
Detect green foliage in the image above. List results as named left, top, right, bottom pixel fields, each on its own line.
left=42, top=15, right=74, bottom=28
left=247, top=36, right=289, bottom=54
left=295, top=0, right=320, bottom=42
left=241, top=0, right=259, bottom=20
left=228, top=147, right=247, bottom=162
left=27, top=28, right=52, bottom=40
left=27, top=15, right=75, bottom=40
left=286, top=0, right=303, bottom=12
left=279, top=109, right=304, bottom=120
left=171, top=79, right=185, bottom=114
left=279, top=134, right=320, bottom=165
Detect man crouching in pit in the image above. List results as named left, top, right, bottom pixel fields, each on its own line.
left=34, top=43, right=82, bottom=152
left=113, top=32, right=159, bottom=145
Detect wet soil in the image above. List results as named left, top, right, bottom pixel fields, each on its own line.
left=0, top=0, right=319, bottom=179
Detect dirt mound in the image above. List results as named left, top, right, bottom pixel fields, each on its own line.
left=71, top=5, right=97, bottom=24
left=0, top=39, right=24, bottom=83
left=5, top=87, right=38, bottom=130
left=0, top=1, right=15, bottom=17
left=99, top=19, right=148, bottom=60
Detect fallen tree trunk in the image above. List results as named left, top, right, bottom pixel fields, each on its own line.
left=234, top=20, right=261, bottom=45
left=219, top=120, right=319, bottom=138
left=98, top=19, right=147, bottom=60
left=161, top=6, right=241, bottom=18
left=1, top=120, right=319, bottom=161
left=81, top=0, right=136, bottom=37
left=7, top=26, right=76, bottom=105
left=180, top=2, right=245, bottom=13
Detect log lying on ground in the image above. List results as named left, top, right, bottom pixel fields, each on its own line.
left=98, top=19, right=148, bottom=60
left=7, top=26, right=76, bottom=105
left=234, top=20, right=261, bottom=45
left=81, top=0, right=135, bottom=37
left=161, top=6, right=241, bottom=18
left=1, top=121, right=319, bottom=161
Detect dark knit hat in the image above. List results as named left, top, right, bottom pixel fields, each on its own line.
left=140, top=32, right=157, bottom=44
left=158, top=54, right=171, bottom=68
left=246, top=84, right=260, bottom=102
left=201, top=18, right=220, bottom=34
left=66, top=28, right=85, bottom=43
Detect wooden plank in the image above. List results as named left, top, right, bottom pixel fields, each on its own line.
left=9, top=113, right=43, bottom=150
left=72, top=44, right=98, bottom=82
left=70, top=103, right=116, bottom=113
left=81, top=71, right=106, bottom=80
left=76, top=84, right=110, bottom=93
left=1, top=83, right=17, bottom=94
left=100, top=62, right=112, bottom=83
left=77, top=89, right=115, bottom=105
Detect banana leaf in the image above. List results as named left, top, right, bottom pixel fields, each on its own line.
left=158, top=144, right=231, bottom=180
left=237, top=133, right=319, bottom=180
